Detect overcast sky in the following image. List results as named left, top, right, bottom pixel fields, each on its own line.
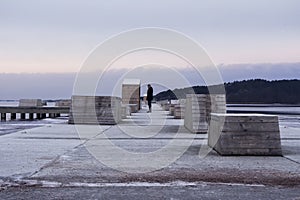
left=1, top=0, right=300, bottom=73
left=0, top=1, right=300, bottom=99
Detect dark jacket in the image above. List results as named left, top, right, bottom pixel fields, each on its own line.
left=147, top=86, right=153, bottom=101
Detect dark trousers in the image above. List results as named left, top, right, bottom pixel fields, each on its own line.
left=148, top=100, right=152, bottom=109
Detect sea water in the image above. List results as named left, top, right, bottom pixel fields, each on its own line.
left=227, top=104, right=300, bottom=129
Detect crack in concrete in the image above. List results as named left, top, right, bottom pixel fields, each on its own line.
left=283, top=156, right=300, bottom=165
left=27, top=126, right=113, bottom=180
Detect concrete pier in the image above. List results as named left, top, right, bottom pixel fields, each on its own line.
left=41, top=113, right=47, bottom=119
left=11, top=113, right=16, bottom=120
left=0, top=104, right=299, bottom=198
left=29, top=113, right=34, bottom=120
left=1, top=113, right=6, bottom=121
left=0, top=103, right=299, bottom=199
left=0, top=106, right=69, bottom=121
left=20, top=113, right=26, bottom=120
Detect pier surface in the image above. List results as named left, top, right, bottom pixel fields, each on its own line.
left=0, top=104, right=299, bottom=199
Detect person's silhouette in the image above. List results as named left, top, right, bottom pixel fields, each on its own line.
left=146, top=84, right=153, bottom=113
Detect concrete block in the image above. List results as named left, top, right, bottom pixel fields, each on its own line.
left=127, top=104, right=138, bottom=113
left=184, top=94, right=226, bottom=133
left=55, top=100, right=71, bottom=107
left=122, top=79, right=141, bottom=110
left=68, top=96, right=122, bottom=125
left=208, top=113, right=282, bottom=156
left=174, top=99, right=186, bottom=119
left=121, top=104, right=130, bottom=119
left=19, top=99, right=43, bottom=107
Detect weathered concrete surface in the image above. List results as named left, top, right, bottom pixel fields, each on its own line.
left=0, top=104, right=300, bottom=199
left=55, top=99, right=71, bottom=107
left=122, top=79, right=141, bottom=110
left=209, top=113, right=282, bottom=156
left=184, top=94, right=226, bottom=133
left=68, top=96, right=122, bottom=125
left=174, top=99, right=186, bottom=119
left=0, top=124, right=104, bottom=177
left=281, top=126, right=300, bottom=164
left=19, top=99, right=43, bottom=107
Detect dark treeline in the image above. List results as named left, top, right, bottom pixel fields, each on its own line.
left=155, top=79, right=300, bottom=104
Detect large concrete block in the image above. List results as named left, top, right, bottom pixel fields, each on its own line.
left=208, top=113, right=282, bottom=156
left=68, top=96, right=122, bottom=125
left=122, top=79, right=141, bottom=110
left=184, top=94, right=226, bottom=133
left=19, top=99, right=43, bottom=107
left=184, top=94, right=209, bottom=133
left=174, top=99, right=186, bottom=119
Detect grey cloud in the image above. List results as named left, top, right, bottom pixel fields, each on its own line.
left=219, top=62, right=300, bottom=82
left=0, top=63, right=299, bottom=100
left=0, top=73, right=76, bottom=100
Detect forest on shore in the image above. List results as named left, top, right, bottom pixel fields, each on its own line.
left=155, top=79, right=300, bottom=104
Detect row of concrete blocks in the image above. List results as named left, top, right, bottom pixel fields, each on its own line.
left=18, top=99, right=72, bottom=108
left=158, top=99, right=186, bottom=119
left=159, top=94, right=225, bottom=124
left=68, top=96, right=138, bottom=125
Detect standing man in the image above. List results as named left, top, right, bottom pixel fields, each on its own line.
left=146, top=84, right=153, bottom=113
